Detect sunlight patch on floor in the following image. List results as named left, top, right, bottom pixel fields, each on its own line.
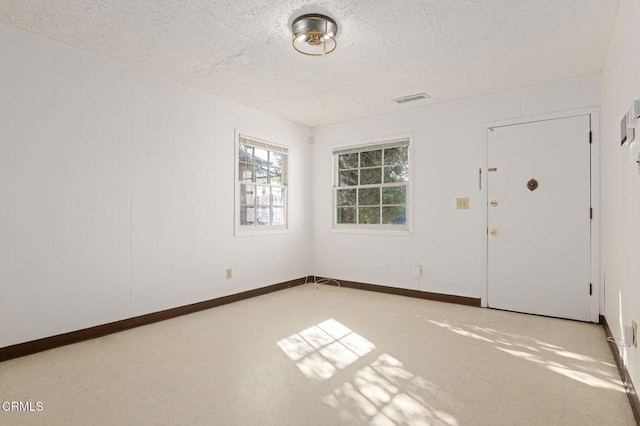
left=279, top=319, right=459, bottom=425
left=277, top=319, right=375, bottom=381
left=324, top=353, right=459, bottom=426
left=430, top=319, right=627, bottom=394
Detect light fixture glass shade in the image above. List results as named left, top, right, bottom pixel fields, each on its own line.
left=292, top=14, right=338, bottom=56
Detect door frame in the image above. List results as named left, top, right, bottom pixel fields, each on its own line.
left=483, top=107, right=600, bottom=323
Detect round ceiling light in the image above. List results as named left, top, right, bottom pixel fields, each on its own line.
left=292, top=14, right=338, bottom=56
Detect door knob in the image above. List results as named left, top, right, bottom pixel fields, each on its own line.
left=490, top=200, right=498, bottom=207
left=490, top=229, right=498, bottom=236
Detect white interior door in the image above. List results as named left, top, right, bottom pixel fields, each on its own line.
left=487, top=115, right=591, bottom=321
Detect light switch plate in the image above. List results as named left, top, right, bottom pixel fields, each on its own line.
left=456, top=198, right=469, bottom=209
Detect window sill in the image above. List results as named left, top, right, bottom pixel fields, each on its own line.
left=330, top=227, right=412, bottom=236
left=235, top=228, right=290, bottom=237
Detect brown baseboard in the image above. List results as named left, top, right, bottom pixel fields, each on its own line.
left=0, top=277, right=306, bottom=363
left=601, top=315, right=640, bottom=424
left=315, top=276, right=481, bottom=307
left=1, top=276, right=480, bottom=363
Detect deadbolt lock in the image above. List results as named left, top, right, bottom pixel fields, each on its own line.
left=490, top=200, right=498, bottom=207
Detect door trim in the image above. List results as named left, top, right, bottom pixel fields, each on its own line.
left=482, top=107, right=600, bottom=322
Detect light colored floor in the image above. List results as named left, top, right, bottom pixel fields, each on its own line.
left=0, top=284, right=636, bottom=426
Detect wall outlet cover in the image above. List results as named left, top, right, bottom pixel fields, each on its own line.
left=413, top=265, right=423, bottom=277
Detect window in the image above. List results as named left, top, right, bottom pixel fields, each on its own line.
left=237, top=135, right=288, bottom=233
left=333, top=138, right=410, bottom=230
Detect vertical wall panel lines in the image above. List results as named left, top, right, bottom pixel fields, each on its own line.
left=51, top=45, right=83, bottom=335
left=13, top=34, right=56, bottom=342
left=0, top=22, right=311, bottom=347
left=0, top=25, right=17, bottom=347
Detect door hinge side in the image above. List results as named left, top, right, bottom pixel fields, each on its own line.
left=589, top=131, right=592, bottom=144
left=589, top=283, right=593, bottom=296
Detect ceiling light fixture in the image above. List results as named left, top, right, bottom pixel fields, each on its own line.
left=292, top=14, right=338, bottom=56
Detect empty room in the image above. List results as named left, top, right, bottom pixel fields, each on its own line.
left=1, top=1, right=639, bottom=425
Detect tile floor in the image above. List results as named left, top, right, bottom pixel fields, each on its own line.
left=0, top=284, right=636, bottom=425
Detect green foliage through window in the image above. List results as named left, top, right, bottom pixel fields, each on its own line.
left=333, top=140, right=409, bottom=227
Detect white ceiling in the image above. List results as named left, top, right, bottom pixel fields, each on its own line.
left=0, top=1, right=620, bottom=128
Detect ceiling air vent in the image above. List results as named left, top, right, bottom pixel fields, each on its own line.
left=394, top=93, right=430, bottom=104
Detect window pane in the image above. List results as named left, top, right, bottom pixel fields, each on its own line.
left=270, top=151, right=282, bottom=167
left=239, top=162, right=254, bottom=182
left=358, top=207, right=380, bottom=224
left=384, top=146, right=408, bottom=165
left=358, top=188, right=380, bottom=206
left=336, top=189, right=357, bottom=206
left=239, top=144, right=253, bottom=162
left=382, top=186, right=406, bottom=205
left=256, top=186, right=270, bottom=205
left=241, top=184, right=255, bottom=205
left=255, top=164, right=268, bottom=184
left=337, top=207, right=356, bottom=224
left=338, top=170, right=358, bottom=187
left=384, top=165, right=408, bottom=183
left=360, top=167, right=382, bottom=185
left=272, top=187, right=284, bottom=206
left=338, top=153, right=358, bottom=170
left=241, top=206, right=255, bottom=225
left=254, top=147, right=269, bottom=164
left=382, top=206, right=406, bottom=224
left=360, top=150, right=382, bottom=167
left=238, top=138, right=288, bottom=231
left=256, top=207, right=270, bottom=225
left=269, top=167, right=282, bottom=184
left=272, top=207, right=284, bottom=225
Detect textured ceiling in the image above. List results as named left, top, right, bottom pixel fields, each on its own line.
left=0, top=0, right=620, bottom=127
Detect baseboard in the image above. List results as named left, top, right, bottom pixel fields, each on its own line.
left=601, top=315, right=640, bottom=424
left=0, top=276, right=481, bottom=363
left=315, top=277, right=481, bottom=307
left=0, top=277, right=306, bottom=363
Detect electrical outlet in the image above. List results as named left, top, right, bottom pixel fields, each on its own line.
left=414, top=265, right=423, bottom=277
left=456, top=198, right=469, bottom=210
left=633, top=321, right=638, bottom=348
left=226, top=268, right=232, bottom=279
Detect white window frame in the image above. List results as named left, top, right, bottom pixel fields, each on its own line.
left=332, top=136, right=412, bottom=233
left=235, top=134, right=289, bottom=236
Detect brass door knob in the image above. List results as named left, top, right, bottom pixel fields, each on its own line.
left=490, top=229, right=498, bottom=236
left=490, top=200, right=498, bottom=207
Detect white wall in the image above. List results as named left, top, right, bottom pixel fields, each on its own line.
left=311, top=76, right=600, bottom=304
left=0, top=23, right=312, bottom=348
left=0, top=16, right=615, bottom=356
left=601, top=0, right=640, bottom=396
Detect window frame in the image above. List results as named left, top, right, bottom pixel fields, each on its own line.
left=332, top=136, right=413, bottom=234
left=235, top=133, right=289, bottom=236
